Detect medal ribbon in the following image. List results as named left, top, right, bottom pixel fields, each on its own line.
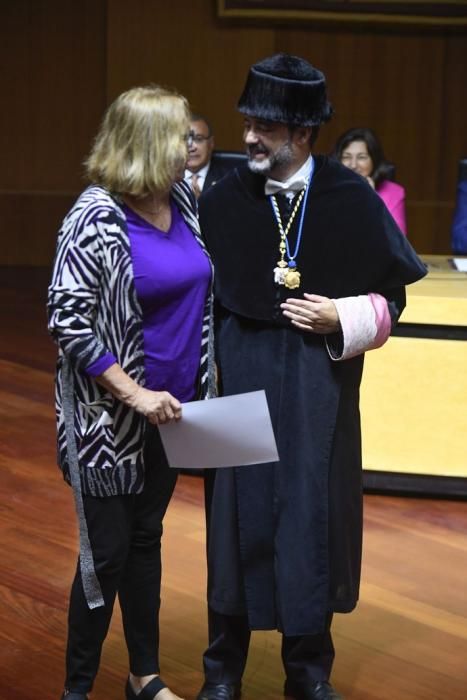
left=269, top=159, right=314, bottom=267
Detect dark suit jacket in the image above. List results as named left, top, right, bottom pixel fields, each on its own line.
left=452, top=179, right=467, bottom=254
left=203, top=157, right=232, bottom=191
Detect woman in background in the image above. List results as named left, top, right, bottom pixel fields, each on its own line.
left=48, top=85, right=215, bottom=700
left=334, top=127, right=407, bottom=235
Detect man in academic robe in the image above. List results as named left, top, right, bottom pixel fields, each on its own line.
left=196, top=54, right=427, bottom=700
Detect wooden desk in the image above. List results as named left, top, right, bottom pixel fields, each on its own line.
left=360, top=255, right=467, bottom=495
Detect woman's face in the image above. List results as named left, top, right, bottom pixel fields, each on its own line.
left=340, top=140, right=373, bottom=178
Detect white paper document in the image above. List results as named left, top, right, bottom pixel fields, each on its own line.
left=158, top=390, right=279, bottom=470
left=452, top=257, right=467, bottom=272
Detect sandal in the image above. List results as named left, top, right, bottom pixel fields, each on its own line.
left=126, top=676, right=167, bottom=700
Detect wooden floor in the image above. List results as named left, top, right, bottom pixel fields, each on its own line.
left=0, top=266, right=466, bottom=700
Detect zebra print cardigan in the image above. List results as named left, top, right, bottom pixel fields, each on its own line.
left=47, top=182, right=216, bottom=608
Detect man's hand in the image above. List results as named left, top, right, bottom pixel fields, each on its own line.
left=281, top=293, right=340, bottom=334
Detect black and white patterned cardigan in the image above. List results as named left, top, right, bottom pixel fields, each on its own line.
left=47, top=182, right=216, bottom=608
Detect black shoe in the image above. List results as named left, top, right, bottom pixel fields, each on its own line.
left=284, top=679, right=343, bottom=700
left=60, top=692, right=88, bottom=700
left=196, top=682, right=242, bottom=700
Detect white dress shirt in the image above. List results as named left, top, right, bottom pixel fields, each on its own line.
left=265, top=156, right=314, bottom=199
left=184, top=162, right=211, bottom=194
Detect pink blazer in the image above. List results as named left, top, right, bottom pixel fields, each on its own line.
left=376, top=179, right=407, bottom=235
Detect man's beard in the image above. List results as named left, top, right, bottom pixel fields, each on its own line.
left=247, top=141, right=294, bottom=176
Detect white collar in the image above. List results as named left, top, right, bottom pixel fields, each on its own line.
left=185, top=162, right=211, bottom=181
left=265, top=156, right=314, bottom=196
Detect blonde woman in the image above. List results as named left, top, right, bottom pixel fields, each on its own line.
left=48, top=86, right=216, bottom=700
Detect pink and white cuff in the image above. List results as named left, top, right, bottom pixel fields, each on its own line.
left=325, top=293, right=392, bottom=361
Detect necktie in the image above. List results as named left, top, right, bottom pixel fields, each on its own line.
left=191, top=173, right=202, bottom=199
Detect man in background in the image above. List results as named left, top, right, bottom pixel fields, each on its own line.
left=451, top=158, right=467, bottom=254
left=185, top=114, right=230, bottom=197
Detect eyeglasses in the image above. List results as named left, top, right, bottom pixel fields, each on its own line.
left=186, top=131, right=211, bottom=146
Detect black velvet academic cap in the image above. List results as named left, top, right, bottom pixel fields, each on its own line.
left=237, top=53, right=333, bottom=127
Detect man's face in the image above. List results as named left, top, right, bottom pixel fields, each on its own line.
left=243, top=117, right=296, bottom=177
left=186, top=119, right=214, bottom=173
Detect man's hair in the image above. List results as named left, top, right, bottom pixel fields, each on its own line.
left=190, top=113, right=213, bottom=137
left=288, top=125, right=320, bottom=149
left=85, top=85, right=190, bottom=196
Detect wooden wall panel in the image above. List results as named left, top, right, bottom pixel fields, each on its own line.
left=0, top=0, right=107, bottom=265
left=437, top=34, right=467, bottom=251
left=1, top=0, right=466, bottom=264
left=441, top=35, right=467, bottom=198
left=0, top=193, right=75, bottom=267
left=106, top=0, right=275, bottom=151
left=1, top=0, right=107, bottom=190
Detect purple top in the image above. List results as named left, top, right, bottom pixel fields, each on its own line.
left=86, top=200, right=211, bottom=402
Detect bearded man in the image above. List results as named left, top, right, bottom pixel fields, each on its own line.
left=196, top=54, right=426, bottom=700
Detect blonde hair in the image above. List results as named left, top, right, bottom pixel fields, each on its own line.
left=85, top=85, right=190, bottom=196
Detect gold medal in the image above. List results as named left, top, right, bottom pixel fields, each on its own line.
left=284, top=268, right=301, bottom=289
left=270, top=187, right=308, bottom=289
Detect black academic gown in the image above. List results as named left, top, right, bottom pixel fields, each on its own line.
left=199, top=156, right=426, bottom=637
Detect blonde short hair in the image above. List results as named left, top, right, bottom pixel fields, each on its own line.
left=85, top=85, right=190, bottom=196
